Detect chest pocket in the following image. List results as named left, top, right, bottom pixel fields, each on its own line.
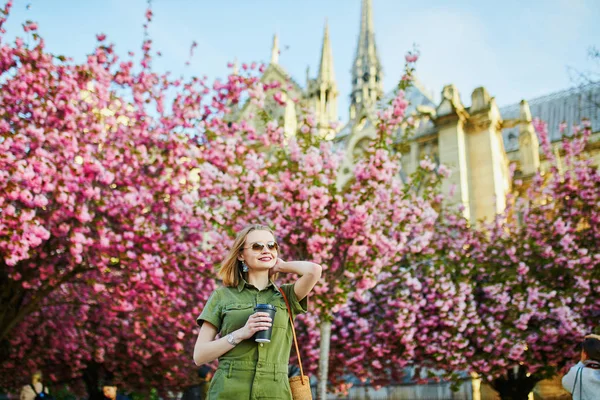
left=221, top=303, right=254, bottom=335
left=272, top=298, right=290, bottom=331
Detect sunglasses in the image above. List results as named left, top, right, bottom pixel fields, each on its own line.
left=244, top=241, right=279, bottom=253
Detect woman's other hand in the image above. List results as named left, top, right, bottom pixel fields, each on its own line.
left=236, top=312, right=273, bottom=340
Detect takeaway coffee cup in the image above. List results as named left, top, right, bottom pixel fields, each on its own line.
left=254, top=304, right=276, bottom=343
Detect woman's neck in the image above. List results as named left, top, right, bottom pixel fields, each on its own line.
left=246, top=271, right=270, bottom=290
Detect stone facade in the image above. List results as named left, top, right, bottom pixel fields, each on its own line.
left=395, top=82, right=600, bottom=224
left=252, top=2, right=600, bottom=225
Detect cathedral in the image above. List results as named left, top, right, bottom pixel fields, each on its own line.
left=250, top=0, right=600, bottom=227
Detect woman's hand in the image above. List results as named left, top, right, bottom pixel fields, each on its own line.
left=236, top=312, right=273, bottom=341
left=269, top=258, right=322, bottom=301
left=269, top=257, right=286, bottom=277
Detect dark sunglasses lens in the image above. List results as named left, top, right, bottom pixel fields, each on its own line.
left=251, top=243, right=265, bottom=251
left=267, top=242, right=279, bottom=251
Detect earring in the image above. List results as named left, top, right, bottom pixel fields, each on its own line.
left=242, top=261, right=249, bottom=272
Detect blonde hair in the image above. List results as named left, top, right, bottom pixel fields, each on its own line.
left=32, top=371, right=42, bottom=383
left=218, top=224, right=275, bottom=287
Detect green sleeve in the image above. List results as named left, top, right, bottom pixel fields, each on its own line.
left=280, top=283, right=308, bottom=316
left=196, top=289, right=223, bottom=330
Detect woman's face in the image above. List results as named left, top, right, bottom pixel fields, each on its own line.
left=239, top=230, right=278, bottom=270
left=102, top=386, right=117, bottom=399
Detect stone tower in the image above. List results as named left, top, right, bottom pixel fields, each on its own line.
left=271, top=33, right=279, bottom=65
left=349, top=0, right=384, bottom=119
left=434, top=85, right=511, bottom=224
left=517, top=100, right=540, bottom=177
left=307, top=21, right=339, bottom=139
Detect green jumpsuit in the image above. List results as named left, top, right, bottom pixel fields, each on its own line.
left=197, top=278, right=307, bottom=400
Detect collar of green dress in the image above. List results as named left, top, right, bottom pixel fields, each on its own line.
left=236, top=277, right=276, bottom=292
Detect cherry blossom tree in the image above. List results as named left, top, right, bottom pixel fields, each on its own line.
left=463, top=119, right=600, bottom=399
left=0, top=2, right=222, bottom=395
left=325, top=119, right=599, bottom=400
left=326, top=206, right=483, bottom=393
left=0, top=3, right=300, bottom=393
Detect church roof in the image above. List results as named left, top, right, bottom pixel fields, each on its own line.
left=500, top=81, right=600, bottom=151
left=335, top=82, right=436, bottom=144
left=234, top=62, right=304, bottom=121
left=263, top=63, right=304, bottom=93
left=381, top=79, right=437, bottom=110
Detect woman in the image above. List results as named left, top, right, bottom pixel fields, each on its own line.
left=19, top=371, right=50, bottom=400
left=193, top=224, right=321, bottom=399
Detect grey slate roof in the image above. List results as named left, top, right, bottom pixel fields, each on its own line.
left=335, top=82, right=436, bottom=144
left=500, top=81, right=600, bottom=152
left=381, top=80, right=437, bottom=112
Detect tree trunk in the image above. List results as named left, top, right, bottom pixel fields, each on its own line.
left=82, top=362, right=105, bottom=400
left=317, top=320, right=332, bottom=400
left=491, top=366, right=539, bottom=400
left=0, top=270, right=26, bottom=343
left=0, top=338, right=10, bottom=364
left=1, top=263, right=88, bottom=342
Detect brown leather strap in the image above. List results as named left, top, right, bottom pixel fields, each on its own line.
left=278, top=286, right=307, bottom=384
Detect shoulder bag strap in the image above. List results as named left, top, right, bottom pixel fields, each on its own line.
left=29, top=383, right=39, bottom=395
left=571, top=366, right=582, bottom=396
left=277, top=286, right=307, bottom=384
left=579, top=365, right=583, bottom=400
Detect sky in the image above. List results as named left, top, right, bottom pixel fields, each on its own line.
left=3, top=0, right=599, bottom=121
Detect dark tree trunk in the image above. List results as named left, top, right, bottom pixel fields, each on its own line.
left=491, top=366, right=539, bottom=400
left=0, top=338, right=10, bottom=364
left=82, top=362, right=106, bottom=400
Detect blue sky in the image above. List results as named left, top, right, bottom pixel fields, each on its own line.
left=3, top=0, right=599, bottom=120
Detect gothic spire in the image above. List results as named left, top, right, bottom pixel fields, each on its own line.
left=350, top=0, right=383, bottom=119
left=271, top=34, right=279, bottom=65
left=318, top=20, right=336, bottom=85
left=306, top=20, right=339, bottom=139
